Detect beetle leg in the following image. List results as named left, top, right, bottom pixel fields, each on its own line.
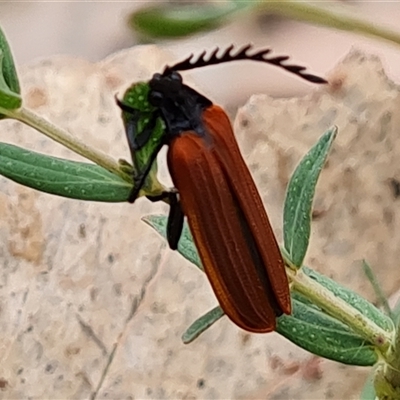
left=128, top=142, right=164, bottom=203
left=147, top=190, right=184, bottom=250
left=166, top=192, right=184, bottom=250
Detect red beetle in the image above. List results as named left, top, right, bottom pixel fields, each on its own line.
left=118, top=45, right=326, bottom=332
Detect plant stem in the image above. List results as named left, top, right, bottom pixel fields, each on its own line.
left=285, top=266, right=392, bottom=354
left=257, top=1, right=400, bottom=48
left=5, top=106, right=132, bottom=183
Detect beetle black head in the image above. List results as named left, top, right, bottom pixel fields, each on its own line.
left=148, top=70, right=183, bottom=107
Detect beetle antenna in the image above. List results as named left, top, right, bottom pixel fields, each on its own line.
left=165, top=44, right=326, bottom=84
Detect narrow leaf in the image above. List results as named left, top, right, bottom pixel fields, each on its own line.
left=0, top=51, right=21, bottom=111
left=362, top=260, right=393, bottom=320
left=182, top=306, right=224, bottom=344
left=0, top=143, right=131, bottom=202
left=283, top=126, right=337, bottom=267
left=277, top=294, right=378, bottom=366
left=0, top=27, right=20, bottom=95
left=129, top=4, right=234, bottom=38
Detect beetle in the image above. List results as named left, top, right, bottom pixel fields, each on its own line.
left=117, top=45, right=326, bottom=332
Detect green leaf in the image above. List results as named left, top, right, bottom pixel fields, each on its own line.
left=129, top=4, right=235, bottom=38
left=0, top=51, right=21, bottom=111
left=362, top=260, right=393, bottom=320
left=303, top=266, right=394, bottom=333
left=182, top=306, right=224, bottom=344
left=0, top=28, right=21, bottom=113
left=0, top=143, right=131, bottom=202
left=142, top=214, right=202, bottom=270
left=0, top=28, right=20, bottom=95
left=283, top=126, right=337, bottom=267
left=277, top=293, right=378, bottom=366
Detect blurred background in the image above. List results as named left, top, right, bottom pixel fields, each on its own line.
left=2, top=1, right=400, bottom=108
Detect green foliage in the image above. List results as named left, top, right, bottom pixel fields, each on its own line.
left=277, top=293, right=378, bottom=366
left=182, top=306, right=224, bottom=344
left=0, top=143, right=131, bottom=202
left=129, top=4, right=237, bottom=39
left=283, top=127, right=337, bottom=267
left=362, top=260, right=394, bottom=320
left=0, top=28, right=21, bottom=113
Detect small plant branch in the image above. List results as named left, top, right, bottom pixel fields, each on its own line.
left=257, top=1, right=400, bottom=48
left=4, top=106, right=132, bottom=183
left=284, top=262, right=392, bottom=354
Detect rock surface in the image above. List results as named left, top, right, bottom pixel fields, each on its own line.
left=0, top=46, right=397, bottom=399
